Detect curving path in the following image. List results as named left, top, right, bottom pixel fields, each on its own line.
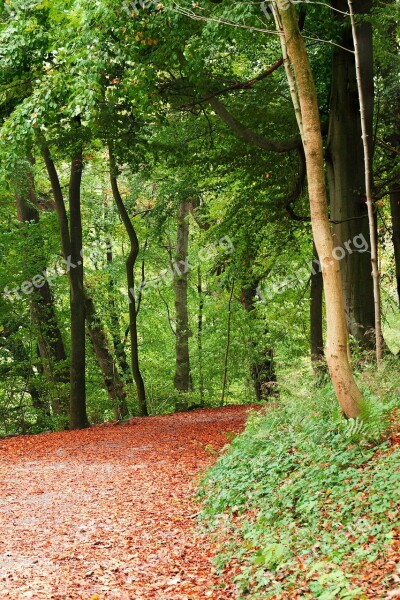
left=0, top=405, right=254, bottom=599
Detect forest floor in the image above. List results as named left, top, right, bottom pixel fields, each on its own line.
left=0, top=405, right=255, bottom=600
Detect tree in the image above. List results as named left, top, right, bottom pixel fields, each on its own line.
left=390, top=187, right=400, bottom=306
left=348, top=0, right=384, bottom=361
left=275, top=0, right=363, bottom=418
left=310, top=243, right=325, bottom=371
left=13, top=159, right=69, bottom=418
left=173, top=200, right=193, bottom=392
left=84, top=290, right=129, bottom=420
left=326, top=0, right=376, bottom=349
left=109, top=148, right=148, bottom=417
left=41, top=138, right=89, bottom=429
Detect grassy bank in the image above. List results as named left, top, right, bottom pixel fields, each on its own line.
left=198, top=360, right=400, bottom=599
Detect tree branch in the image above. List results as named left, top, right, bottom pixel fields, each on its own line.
left=195, top=58, right=284, bottom=105
left=208, top=95, right=302, bottom=153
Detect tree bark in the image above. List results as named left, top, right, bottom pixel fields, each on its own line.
left=348, top=0, right=384, bottom=361
left=326, top=0, right=375, bottom=349
left=241, top=285, right=277, bottom=400
left=197, top=266, right=205, bottom=406
left=14, top=161, right=69, bottom=418
left=84, top=291, right=129, bottom=420
left=108, top=147, right=148, bottom=417
left=221, top=279, right=235, bottom=406
left=68, top=148, right=88, bottom=429
left=106, top=244, right=132, bottom=382
left=390, top=188, right=400, bottom=306
left=41, top=141, right=88, bottom=429
left=173, top=201, right=193, bottom=392
left=276, top=1, right=363, bottom=418
left=310, top=243, right=325, bottom=370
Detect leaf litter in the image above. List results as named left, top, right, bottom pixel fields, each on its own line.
left=0, top=405, right=254, bottom=599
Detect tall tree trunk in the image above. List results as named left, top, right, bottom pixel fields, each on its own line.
left=276, top=1, right=363, bottom=418
left=310, top=243, right=325, bottom=370
left=197, top=266, right=205, bottom=406
left=348, top=0, right=384, bottom=361
left=106, top=244, right=132, bottom=381
left=41, top=140, right=88, bottom=429
left=84, top=292, right=129, bottom=420
left=390, top=188, right=400, bottom=306
left=173, top=201, right=193, bottom=392
left=326, top=0, right=375, bottom=349
left=221, top=279, right=235, bottom=406
left=14, top=161, right=69, bottom=417
left=68, top=150, right=88, bottom=429
left=241, top=285, right=277, bottom=400
left=108, top=147, right=148, bottom=417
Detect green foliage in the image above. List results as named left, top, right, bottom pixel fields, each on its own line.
left=0, top=0, right=398, bottom=437
left=198, top=361, right=400, bottom=598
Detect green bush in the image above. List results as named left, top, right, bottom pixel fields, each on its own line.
left=198, top=360, right=400, bottom=599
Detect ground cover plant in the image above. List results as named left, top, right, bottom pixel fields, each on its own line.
left=199, top=361, right=400, bottom=598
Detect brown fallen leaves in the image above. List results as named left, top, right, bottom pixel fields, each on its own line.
left=0, top=405, right=254, bottom=600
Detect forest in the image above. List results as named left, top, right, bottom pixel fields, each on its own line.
left=0, top=0, right=399, bottom=598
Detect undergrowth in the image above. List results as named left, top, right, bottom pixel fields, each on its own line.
left=198, top=359, right=400, bottom=599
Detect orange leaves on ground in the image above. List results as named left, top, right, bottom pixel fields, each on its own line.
left=0, top=405, right=253, bottom=599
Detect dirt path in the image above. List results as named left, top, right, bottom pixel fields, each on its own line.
left=0, top=405, right=254, bottom=600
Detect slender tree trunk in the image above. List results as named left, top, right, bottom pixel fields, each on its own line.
left=197, top=266, right=205, bottom=406
left=310, top=243, right=325, bottom=370
left=348, top=0, right=383, bottom=362
left=326, top=0, right=376, bottom=349
left=173, top=201, right=193, bottom=392
left=108, top=147, right=147, bottom=417
left=29, top=288, right=69, bottom=417
left=14, top=161, right=69, bottom=417
left=106, top=244, right=132, bottom=381
left=190, top=200, right=210, bottom=404
left=68, top=150, right=88, bottom=428
left=241, top=285, right=277, bottom=400
left=84, top=292, right=129, bottom=419
left=276, top=2, right=363, bottom=418
left=390, top=188, right=400, bottom=306
left=41, top=140, right=88, bottom=429
left=221, top=280, right=235, bottom=406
